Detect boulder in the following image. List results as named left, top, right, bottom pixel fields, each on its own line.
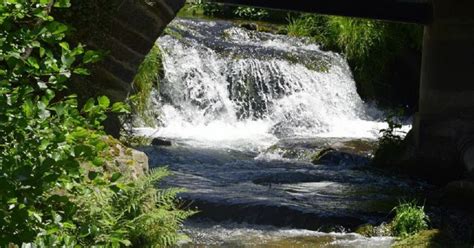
left=152, top=138, right=172, bottom=146
left=102, top=136, right=149, bottom=179
left=311, top=148, right=370, bottom=166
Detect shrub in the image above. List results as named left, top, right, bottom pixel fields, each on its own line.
left=190, top=0, right=225, bottom=17
left=0, top=1, right=191, bottom=246
left=286, top=14, right=423, bottom=107
left=52, top=167, right=194, bottom=247
left=372, top=111, right=406, bottom=167
left=233, top=7, right=269, bottom=20
left=391, top=200, right=429, bottom=237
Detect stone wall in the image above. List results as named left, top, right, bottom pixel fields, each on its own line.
left=75, top=0, right=184, bottom=102
left=63, top=0, right=185, bottom=135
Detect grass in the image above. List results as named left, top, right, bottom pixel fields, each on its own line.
left=286, top=14, right=423, bottom=107
left=391, top=200, right=429, bottom=238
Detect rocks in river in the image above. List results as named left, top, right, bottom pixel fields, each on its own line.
left=354, top=224, right=376, bottom=237
left=311, top=148, right=370, bottom=166
left=239, top=23, right=258, bottom=31
left=354, top=223, right=393, bottom=237
left=152, top=138, right=172, bottom=146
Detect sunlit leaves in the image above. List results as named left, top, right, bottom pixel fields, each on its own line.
left=0, top=1, right=128, bottom=246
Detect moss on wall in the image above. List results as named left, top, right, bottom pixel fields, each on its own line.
left=130, top=45, right=164, bottom=126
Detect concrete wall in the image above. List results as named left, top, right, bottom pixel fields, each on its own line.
left=414, top=0, right=474, bottom=179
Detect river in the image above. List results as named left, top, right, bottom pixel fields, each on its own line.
left=135, top=18, right=424, bottom=247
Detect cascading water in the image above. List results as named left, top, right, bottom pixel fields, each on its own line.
left=136, top=18, right=391, bottom=149
left=136, top=18, right=424, bottom=247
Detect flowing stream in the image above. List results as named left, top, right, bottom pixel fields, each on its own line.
left=136, top=18, right=422, bottom=247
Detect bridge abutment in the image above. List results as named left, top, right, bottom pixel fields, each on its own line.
left=414, top=0, right=474, bottom=177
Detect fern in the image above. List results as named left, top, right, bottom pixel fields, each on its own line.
left=62, top=167, right=194, bottom=247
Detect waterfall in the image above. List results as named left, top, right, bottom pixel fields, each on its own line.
left=136, top=18, right=391, bottom=148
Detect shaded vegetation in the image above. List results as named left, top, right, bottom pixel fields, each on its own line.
left=286, top=14, right=423, bottom=110
left=372, top=111, right=406, bottom=167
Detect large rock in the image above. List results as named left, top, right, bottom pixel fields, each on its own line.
left=311, top=148, right=371, bottom=166
left=102, top=136, right=149, bottom=179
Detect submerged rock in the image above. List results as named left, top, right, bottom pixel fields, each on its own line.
left=239, top=23, right=258, bottom=31
left=354, top=224, right=376, bottom=237
left=152, top=138, right=172, bottom=146
left=311, top=148, right=370, bottom=166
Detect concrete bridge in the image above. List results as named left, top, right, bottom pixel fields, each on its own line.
left=78, top=0, right=474, bottom=180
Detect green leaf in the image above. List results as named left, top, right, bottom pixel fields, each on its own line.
left=59, top=42, right=70, bottom=51
left=111, top=102, right=130, bottom=113
left=110, top=172, right=122, bottom=182
left=83, top=99, right=95, bottom=113
left=98, top=96, right=110, bottom=108
left=54, top=0, right=71, bottom=8
left=27, top=57, right=40, bottom=69
left=88, top=171, right=99, bottom=180
left=22, top=99, right=34, bottom=117
left=73, top=67, right=90, bottom=75
left=83, top=50, right=102, bottom=64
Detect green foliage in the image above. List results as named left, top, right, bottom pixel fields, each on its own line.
left=286, top=14, right=423, bottom=104
left=1, top=0, right=109, bottom=244
left=379, top=111, right=405, bottom=148
left=186, top=1, right=286, bottom=23
left=233, top=7, right=269, bottom=20
left=391, top=200, right=429, bottom=238
left=130, top=45, right=163, bottom=126
left=190, top=0, right=223, bottom=17
left=372, top=110, right=406, bottom=167
left=46, top=167, right=194, bottom=247
left=287, top=14, right=328, bottom=39
left=0, top=1, right=190, bottom=246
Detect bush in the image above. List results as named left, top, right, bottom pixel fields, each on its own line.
left=47, top=167, right=194, bottom=247
left=286, top=14, right=423, bottom=108
left=391, top=200, right=429, bottom=237
left=0, top=1, right=191, bottom=246
left=371, top=111, right=406, bottom=167
left=190, top=0, right=226, bottom=17
left=233, top=7, right=269, bottom=20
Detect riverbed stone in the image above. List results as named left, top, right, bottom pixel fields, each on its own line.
left=102, top=136, right=149, bottom=179
left=152, top=138, right=173, bottom=146
left=354, top=224, right=376, bottom=237
left=311, top=148, right=370, bottom=166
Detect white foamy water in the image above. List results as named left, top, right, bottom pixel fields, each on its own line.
left=136, top=18, right=409, bottom=149
left=179, top=222, right=394, bottom=248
